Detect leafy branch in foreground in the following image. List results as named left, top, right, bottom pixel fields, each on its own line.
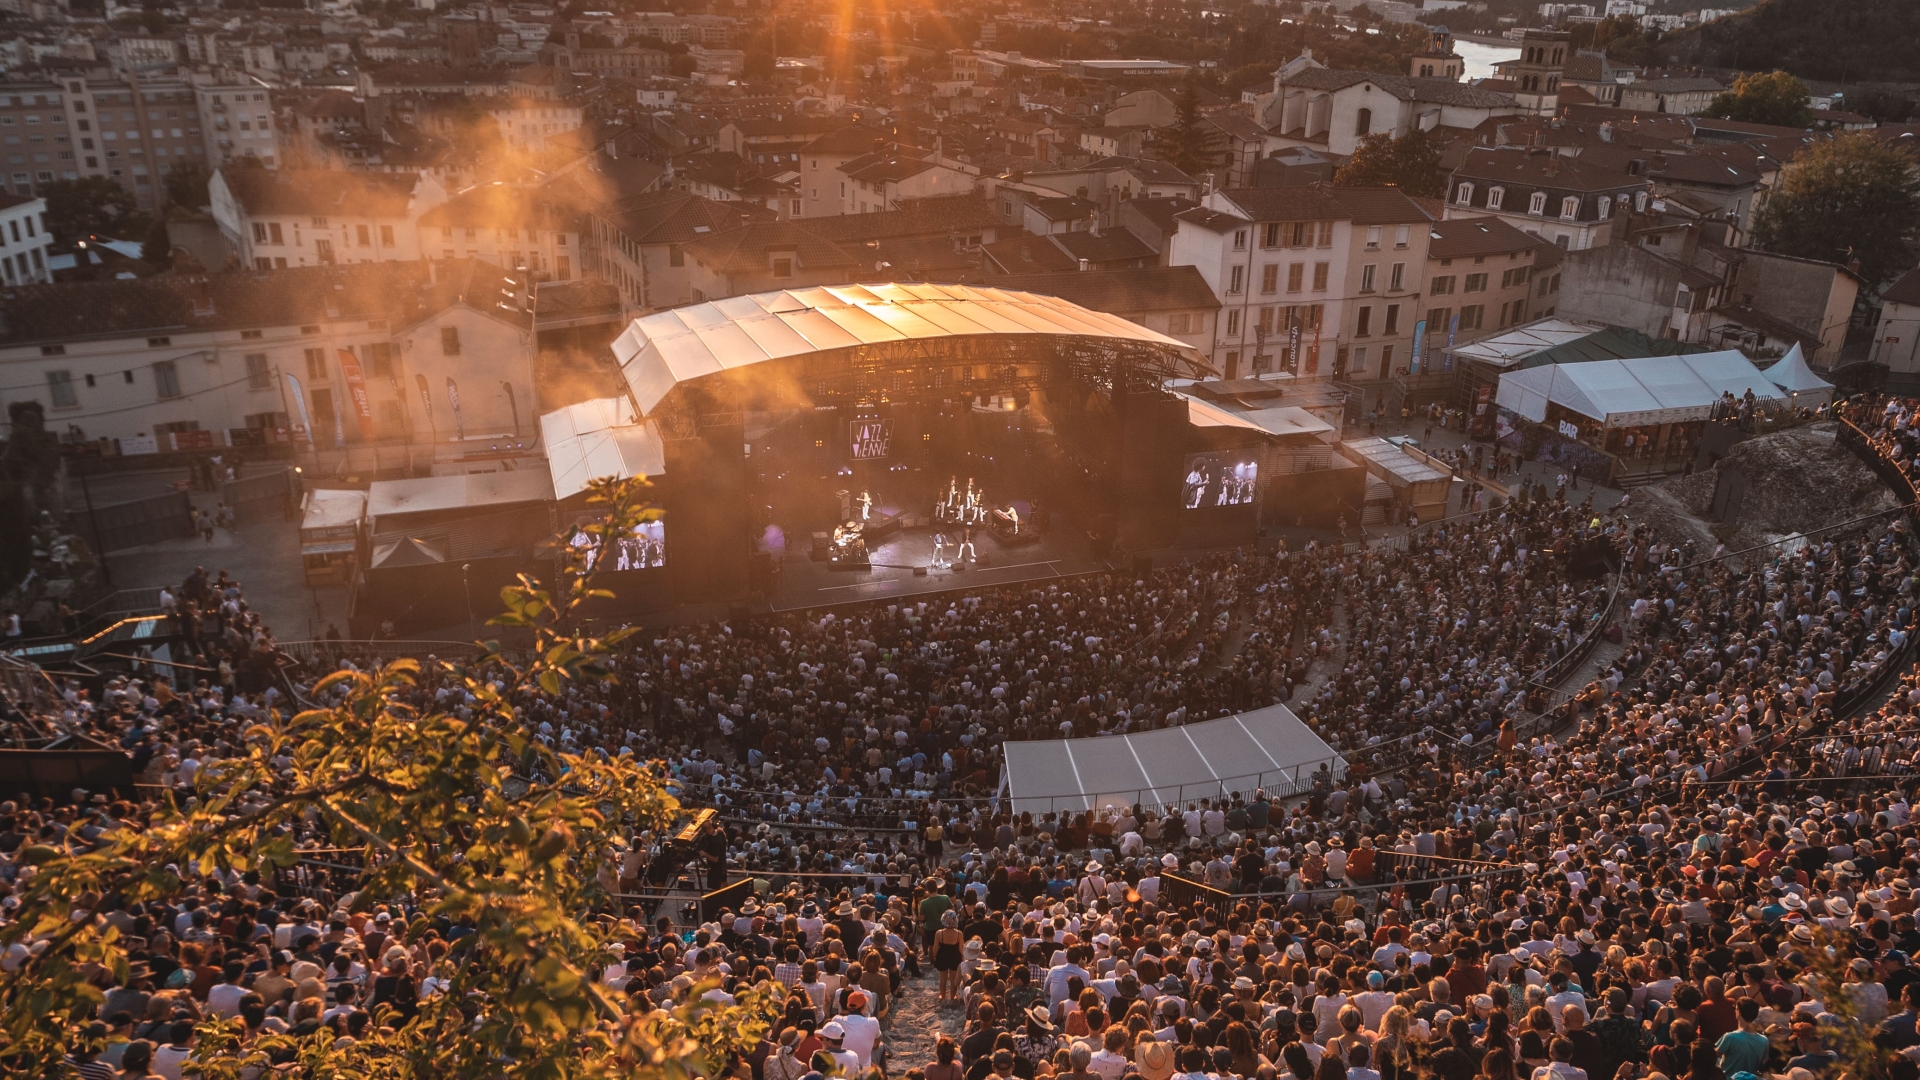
left=0, top=475, right=781, bottom=1079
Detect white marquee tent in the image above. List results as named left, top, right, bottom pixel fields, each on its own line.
left=1761, top=343, right=1834, bottom=408
left=1496, top=350, right=1786, bottom=428
left=999, top=704, right=1345, bottom=815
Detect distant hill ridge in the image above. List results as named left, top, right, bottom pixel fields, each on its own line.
left=1656, top=0, right=1920, bottom=84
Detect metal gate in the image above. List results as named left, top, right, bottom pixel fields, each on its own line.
left=86, top=490, right=194, bottom=552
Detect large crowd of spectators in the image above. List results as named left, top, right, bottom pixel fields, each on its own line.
left=5, top=406, right=1920, bottom=1080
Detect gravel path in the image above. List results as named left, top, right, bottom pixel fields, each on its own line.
left=882, top=971, right=957, bottom=1073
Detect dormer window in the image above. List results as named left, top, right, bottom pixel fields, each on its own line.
left=1455, top=182, right=1474, bottom=206
left=1560, top=196, right=1581, bottom=220
left=1487, top=186, right=1505, bottom=211
left=1597, top=198, right=1612, bottom=220
left=772, top=256, right=793, bottom=278
left=1528, top=191, right=1548, bottom=216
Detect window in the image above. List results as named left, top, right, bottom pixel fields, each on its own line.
left=1350, top=346, right=1368, bottom=376
left=1312, top=262, right=1329, bottom=290
left=304, top=347, right=327, bottom=381
left=1317, top=221, right=1333, bottom=248
left=1395, top=225, right=1409, bottom=249
left=356, top=224, right=371, bottom=246
left=1261, top=264, right=1279, bottom=294
left=668, top=244, right=684, bottom=267
left=1169, top=313, right=1192, bottom=334
left=1464, top=273, right=1489, bottom=293
left=441, top=326, right=461, bottom=355
left=1365, top=225, right=1381, bottom=250
left=240, top=329, right=263, bottom=340
left=153, top=359, right=181, bottom=398
left=1382, top=344, right=1395, bottom=371
left=1233, top=230, right=1247, bottom=251
left=1597, top=198, right=1612, bottom=220
left=1634, top=191, right=1649, bottom=213
left=1360, top=264, right=1377, bottom=293
left=40, top=344, right=64, bottom=356
left=1228, top=266, right=1245, bottom=295
left=124, top=371, right=134, bottom=384
left=365, top=342, right=393, bottom=377
left=1455, top=182, right=1474, bottom=206
left=46, top=369, right=75, bottom=407
left=772, top=257, right=793, bottom=278
left=1287, top=263, right=1304, bottom=292
left=1257, top=306, right=1274, bottom=334
left=252, top=221, right=267, bottom=242
left=1389, top=263, right=1405, bottom=291
left=1262, top=222, right=1283, bottom=248
left=1487, top=186, right=1505, bottom=211
left=1355, top=107, right=1372, bottom=136
left=1428, top=307, right=1451, bottom=333
left=1355, top=306, right=1373, bottom=337
left=380, top=224, right=395, bottom=245
left=1527, top=192, right=1547, bottom=216
left=244, top=353, right=270, bottom=389
left=1384, top=304, right=1400, bottom=335
left=1461, top=304, right=1484, bottom=330
left=1560, top=196, right=1581, bottom=220
left=1226, top=310, right=1241, bottom=335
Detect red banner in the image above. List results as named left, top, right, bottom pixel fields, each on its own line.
left=336, top=349, right=376, bottom=442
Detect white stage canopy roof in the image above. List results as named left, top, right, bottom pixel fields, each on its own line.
left=611, top=282, right=1213, bottom=417
left=1000, top=704, right=1346, bottom=815
left=540, top=397, right=666, bottom=501
left=1496, top=350, right=1785, bottom=428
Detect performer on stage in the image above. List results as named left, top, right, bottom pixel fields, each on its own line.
left=859, top=489, right=873, bottom=521
left=931, top=532, right=949, bottom=570
left=957, top=526, right=976, bottom=565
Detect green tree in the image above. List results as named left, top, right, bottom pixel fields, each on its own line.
left=1847, top=87, right=1914, bottom=123
left=140, top=217, right=172, bottom=265
left=0, top=477, right=784, bottom=1079
left=1333, top=131, right=1445, bottom=198
left=40, top=176, right=143, bottom=244
left=162, top=161, right=213, bottom=211
left=1704, top=69, right=1815, bottom=127
left=1752, top=131, right=1920, bottom=290
left=1153, top=83, right=1223, bottom=180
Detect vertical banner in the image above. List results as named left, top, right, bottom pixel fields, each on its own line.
left=1410, top=319, right=1427, bottom=375
left=284, top=372, right=314, bottom=443
left=1310, top=316, right=1322, bottom=375
left=415, top=373, right=435, bottom=426
left=1445, top=312, right=1460, bottom=372
left=336, top=349, right=376, bottom=442
left=1287, top=323, right=1301, bottom=374
left=446, top=377, right=465, bottom=440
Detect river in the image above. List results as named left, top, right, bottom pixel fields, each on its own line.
left=1452, top=35, right=1522, bottom=81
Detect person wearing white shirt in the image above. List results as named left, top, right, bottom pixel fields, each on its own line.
left=1046, top=949, right=1092, bottom=1008
left=1354, top=971, right=1396, bottom=1031
left=838, top=994, right=882, bottom=1069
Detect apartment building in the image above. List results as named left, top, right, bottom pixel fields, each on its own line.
left=1168, top=184, right=1434, bottom=381
left=1445, top=145, right=1650, bottom=251
left=0, top=260, right=532, bottom=450
left=416, top=181, right=583, bottom=281
left=1422, top=216, right=1559, bottom=357
left=194, top=83, right=279, bottom=168
left=211, top=167, right=449, bottom=269
left=0, top=193, right=52, bottom=285
left=0, top=74, right=215, bottom=212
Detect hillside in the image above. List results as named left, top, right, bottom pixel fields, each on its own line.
left=1656, top=0, right=1920, bottom=83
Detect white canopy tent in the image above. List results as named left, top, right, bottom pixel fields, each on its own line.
left=1496, top=350, right=1785, bottom=427
left=999, top=704, right=1345, bottom=815
left=1761, top=344, right=1834, bottom=408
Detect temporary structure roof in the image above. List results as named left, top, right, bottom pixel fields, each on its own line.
left=370, top=535, right=448, bottom=568
left=611, top=282, right=1212, bottom=416
left=367, top=470, right=555, bottom=522
left=1447, top=318, right=1608, bottom=369
left=540, top=397, right=667, bottom=501
left=299, top=489, right=366, bottom=531
left=1761, top=343, right=1834, bottom=405
left=1496, top=350, right=1785, bottom=427
left=1339, top=436, right=1452, bottom=485
left=999, top=704, right=1345, bottom=814
left=1181, top=395, right=1335, bottom=439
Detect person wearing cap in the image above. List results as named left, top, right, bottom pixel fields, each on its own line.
left=816, top=1019, right=859, bottom=1076
left=837, top=990, right=881, bottom=1070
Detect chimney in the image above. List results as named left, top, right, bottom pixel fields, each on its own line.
left=189, top=278, right=215, bottom=316
left=1078, top=258, right=1089, bottom=271
left=1599, top=122, right=1613, bottom=143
